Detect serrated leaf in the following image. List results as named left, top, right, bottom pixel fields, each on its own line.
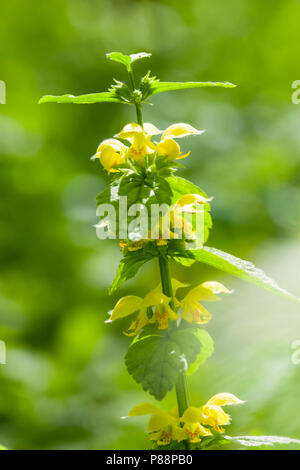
left=186, top=329, right=214, bottom=375
left=109, top=248, right=154, bottom=295
left=151, top=81, right=236, bottom=95
left=125, top=329, right=201, bottom=400
left=169, top=245, right=300, bottom=302
left=39, top=92, right=122, bottom=105
left=106, top=51, right=151, bottom=70
left=224, top=435, right=300, bottom=448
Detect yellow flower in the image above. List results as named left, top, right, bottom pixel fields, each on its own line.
left=179, top=281, right=232, bottom=324
left=92, top=138, right=128, bottom=172
left=119, top=240, right=144, bottom=252
left=128, top=393, right=244, bottom=445
left=116, top=122, right=161, bottom=163
left=182, top=393, right=245, bottom=435
left=157, top=123, right=205, bottom=160
left=107, top=289, right=178, bottom=335
left=128, top=403, right=186, bottom=445
left=170, top=193, right=212, bottom=240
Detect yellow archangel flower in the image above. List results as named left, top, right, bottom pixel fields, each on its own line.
left=128, top=393, right=244, bottom=445
left=116, top=122, right=161, bottom=163
left=127, top=403, right=186, bottom=446
left=179, top=281, right=232, bottom=324
left=182, top=393, right=245, bottom=440
left=171, top=193, right=211, bottom=240
left=92, top=138, right=128, bottom=172
left=107, top=289, right=178, bottom=336
left=157, top=123, right=205, bottom=160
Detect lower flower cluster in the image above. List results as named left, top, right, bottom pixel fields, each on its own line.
left=128, top=393, right=244, bottom=446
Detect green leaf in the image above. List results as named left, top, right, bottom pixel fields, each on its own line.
left=109, top=245, right=157, bottom=294
left=106, top=51, right=151, bottom=70
left=150, top=80, right=237, bottom=96
left=125, top=329, right=201, bottom=400
left=167, top=176, right=212, bottom=243
left=39, top=92, right=122, bottom=105
left=169, top=245, right=300, bottom=302
left=224, top=435, right=300, bottom=448
left=186, top=329, right=214, bottom=375
left=0, top=445, right=7, bottom=450
left=139, top=73, right=236, bottom=101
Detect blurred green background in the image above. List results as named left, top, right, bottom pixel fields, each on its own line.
left=1, top=0, right=300, bottom=450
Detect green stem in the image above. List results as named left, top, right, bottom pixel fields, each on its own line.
left=135, top=102, right=143, bottom=127
left=129, top=86, right=189, bottom=443
left=128, top=67, right=143, bottom=127
left=158, top=255, right=190, bottom=418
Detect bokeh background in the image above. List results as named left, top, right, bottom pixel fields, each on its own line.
left=1, top=0, right=300, bottom=450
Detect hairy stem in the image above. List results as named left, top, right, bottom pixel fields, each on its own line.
left=158, top=255, right=190, bottom=418
left=128, top=68, right=143, bottom=127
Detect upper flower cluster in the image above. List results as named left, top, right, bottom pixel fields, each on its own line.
left=92, top=122, right=205, bottom=172
left=127, top=393, right=244, bottom=446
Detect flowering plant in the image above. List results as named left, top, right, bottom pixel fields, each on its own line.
left=40, top=52, right=300, bottom=450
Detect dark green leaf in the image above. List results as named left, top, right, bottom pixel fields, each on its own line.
left=125, top=329, right=201, bottom=400
left=109, top=245, right=157, bottom=294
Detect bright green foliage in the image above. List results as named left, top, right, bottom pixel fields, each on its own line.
left=224, top=435, right=300, bottom=448
left=38, top=92, right=122, bottom=105
left=168, top=245, right=300, bottom=302
left=106, top=52, right=152, bottom=71
left=125, top=328, right=201, bottom=400
left=186, top=329, right=214, bottom=375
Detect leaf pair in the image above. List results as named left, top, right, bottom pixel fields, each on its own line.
left=39, top=51, right=236, bottom=105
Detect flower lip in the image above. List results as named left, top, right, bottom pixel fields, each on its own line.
left=161, top=123, right=206, bottom=140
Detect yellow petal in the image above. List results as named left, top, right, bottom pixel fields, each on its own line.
left=143, top=122, right=162, bottom=135
left=148, top=412, right=175, bottom=432
left=207, top=393, right=245, bottom=407
left=182, top=406, right=203, bottom=424
left=110, top=296, right=143, bottom=322
left=172, top=278, right=188, bottom=293
left=157, top=138, right=182, bottom=159
left=184, top=422, right=212, bottom=443
left=184, top=281, right=231, bottom=303
left=175, top=194, right=211, bottom=207
left=201, top=404, right=230, bottom=429
left=128, top=403, right=160, bottom=417
left=95, top=138, right=128, bottom=154
left=116, top=123, right=144, bottom=139
left=181, top=301, right=212, bottom=324
left=172, top=426, right=188, bottom=442
left=142, top=291, right=170, bottom=309
left=161, top=123, right=205, bottom=140
left=125, top=310, right=149, bottom=336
